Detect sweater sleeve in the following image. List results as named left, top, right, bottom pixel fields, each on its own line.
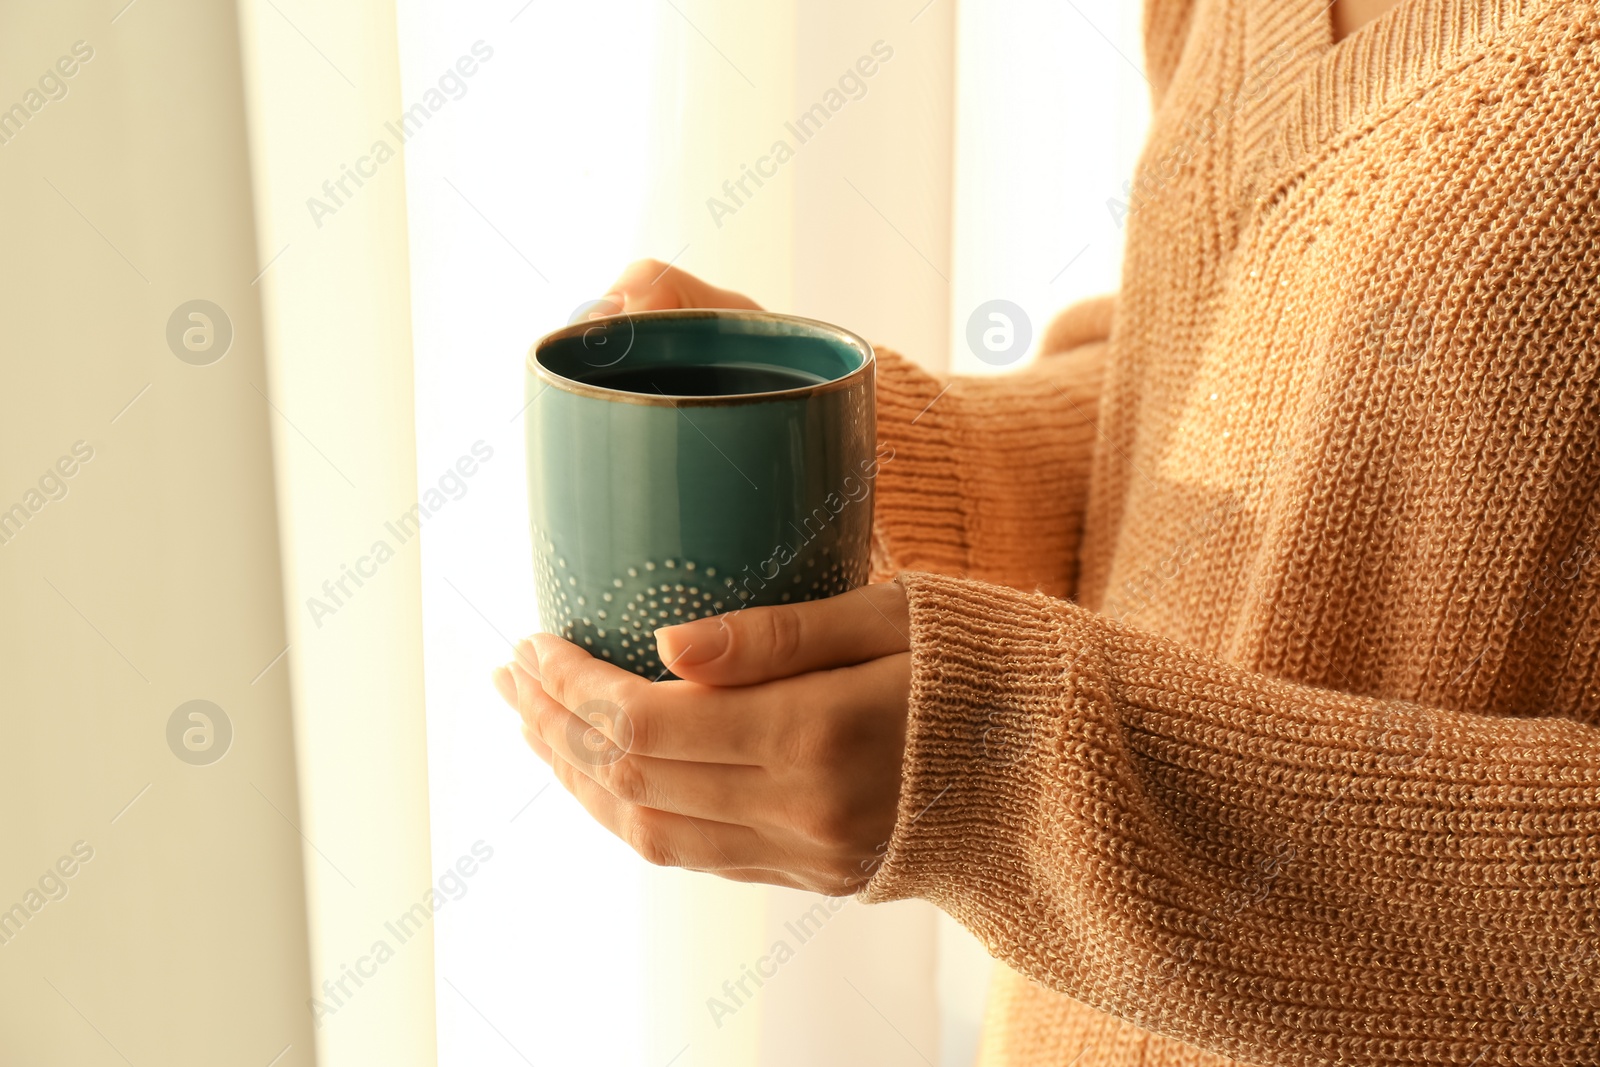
left=862, top=571, right=1600, bottom=1067
left=869, top=295, right=1112, bottom=598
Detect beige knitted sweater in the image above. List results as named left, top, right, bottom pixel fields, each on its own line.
left=858, top=1, right=1600, bottom=1065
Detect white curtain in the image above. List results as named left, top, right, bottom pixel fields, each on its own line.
left=394, top=3, right=1147, bottom=1067
left=236, top=0, right=439, bottom=1064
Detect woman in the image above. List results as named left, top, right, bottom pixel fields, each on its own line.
left=493, top=0, right=1600, bottom=1063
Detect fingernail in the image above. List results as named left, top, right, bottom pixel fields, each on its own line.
left=522, top=725, right=552, bottom=763
left=598, top=293, right=625, bottom=315
left=515, top=639, right=541, bottom=679
left=492, top=665, right=517, bottom=707
left=656, top=618, right=727, bottom=668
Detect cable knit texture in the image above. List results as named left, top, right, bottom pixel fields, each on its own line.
left=859, top=1, right=1600, bottom=1065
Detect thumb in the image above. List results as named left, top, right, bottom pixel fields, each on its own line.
left=654, top=583, right=908, bottom=686
left=602, top=259, right=763, bottom=313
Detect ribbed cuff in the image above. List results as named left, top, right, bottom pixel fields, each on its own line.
left=859, top=571, right=1095, bottom=926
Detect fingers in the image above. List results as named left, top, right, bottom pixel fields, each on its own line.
left=542, top=734, right=768, bottom=871
left=526, top=634, right=774, bottom=763
left=654, top=582, right=910, bottom=687
left=492, top=664, right=517, bottom=706
left=519, top=721, right=553, bottom=763
left=519, top=635, right=646, bottom=739
left=490, top=632, right=909, bottom=893
left=705, top=867, right=810, bottom=891
left=535, top=723, right=818, bottom=887
left=509, top=663, right=776, bottom=826
left=602, top=259, right=763, bottom=313
left=503, top=664, right=808, bottom=882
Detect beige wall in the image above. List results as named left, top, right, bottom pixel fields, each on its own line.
left=0, top=0, right=315, bottom=1063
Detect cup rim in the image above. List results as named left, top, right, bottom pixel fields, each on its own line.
left=528, top=308, right=875, bottom=407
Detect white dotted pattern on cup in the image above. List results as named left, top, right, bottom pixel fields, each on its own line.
left=532, top=528, right=863, bottom=677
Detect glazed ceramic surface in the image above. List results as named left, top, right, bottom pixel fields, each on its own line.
left=526, top=310, right=877, bottom=677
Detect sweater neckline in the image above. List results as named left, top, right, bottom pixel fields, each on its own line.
left=1238, top=0, right=1535, bottom=204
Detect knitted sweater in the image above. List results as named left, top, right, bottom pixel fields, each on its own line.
left=858, top=1, right=1600, bottom=1065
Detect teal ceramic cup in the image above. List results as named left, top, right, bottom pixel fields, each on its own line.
left=526, top=309, right=878, bottom=678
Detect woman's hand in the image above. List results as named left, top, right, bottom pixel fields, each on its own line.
left=491, top=582, right=912, bottom=895
left=586, top=259, right=763, bottom=316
